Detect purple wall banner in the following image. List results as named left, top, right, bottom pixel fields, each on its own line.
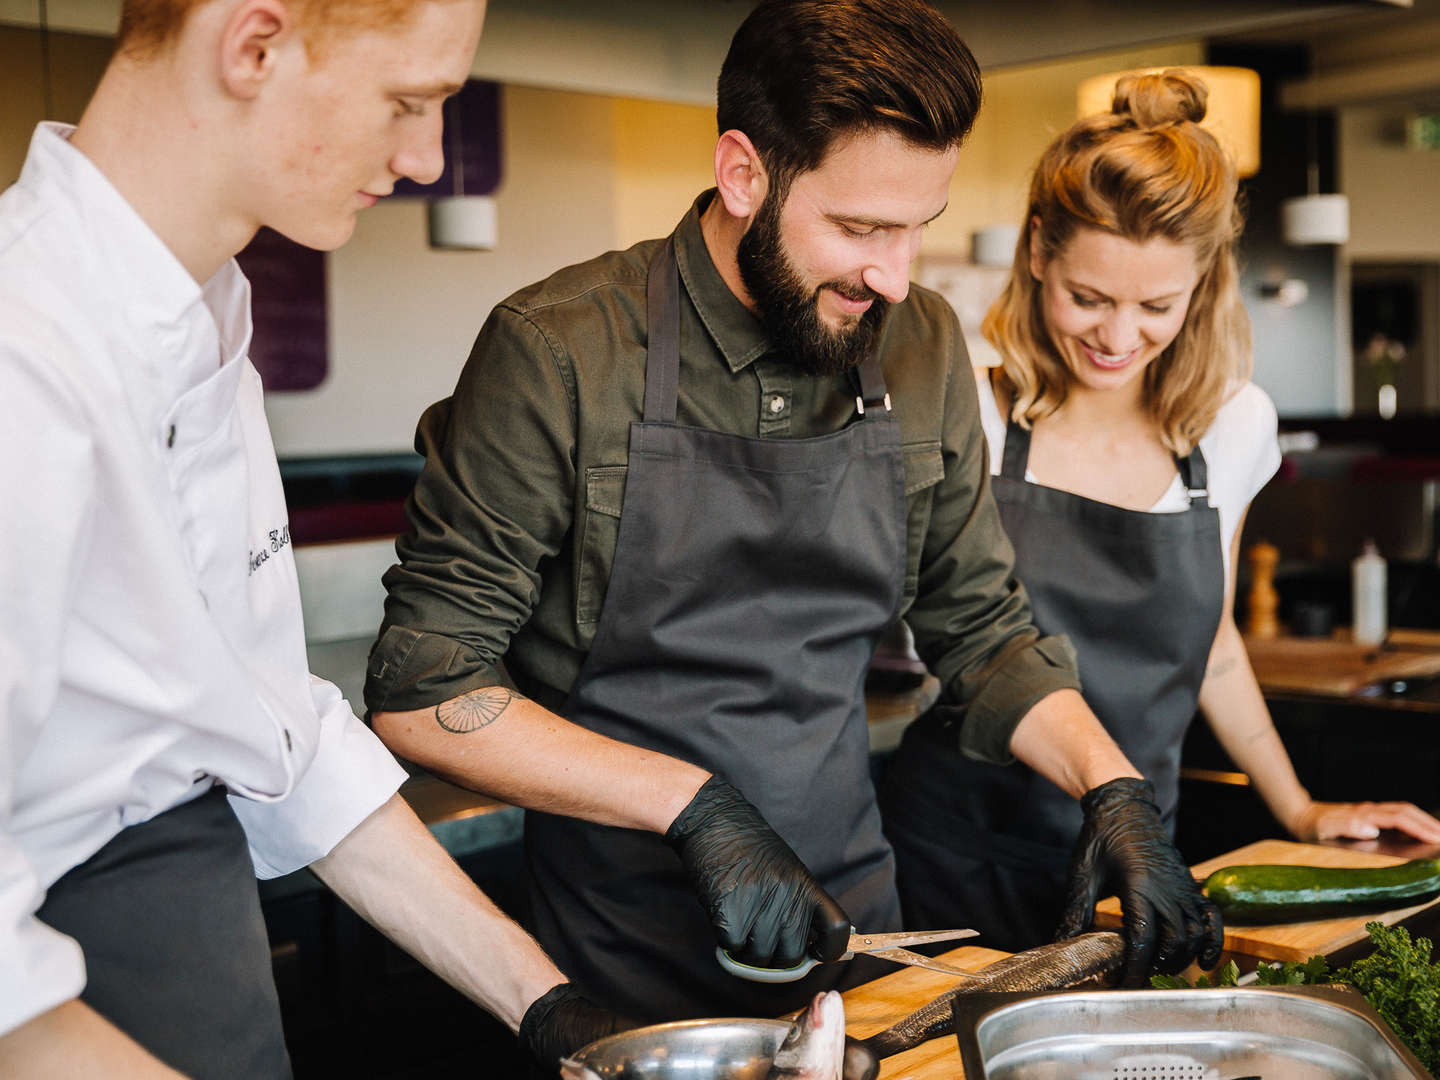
left=235, top=227, right=329, bottom=392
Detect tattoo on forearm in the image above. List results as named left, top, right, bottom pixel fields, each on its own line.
left=435, top=686, right=522, bottom=734
left=1206, top=655, right=1240, bottom=681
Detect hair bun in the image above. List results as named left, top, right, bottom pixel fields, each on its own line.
left=1111, top=69, right=1208, bottom=128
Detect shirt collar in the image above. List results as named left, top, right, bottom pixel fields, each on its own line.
left=21, top=123, right=253, bottom=401
left=672, top=190, right=771, bottom=373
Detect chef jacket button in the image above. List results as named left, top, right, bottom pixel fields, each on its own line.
left=283, top=729, right=293, bottom=751
left=167, top=424, right=176, bottom=448
left=768, top=394, right=786, bottom=415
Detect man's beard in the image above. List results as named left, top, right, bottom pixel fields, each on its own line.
left=736, top=190, right=888, bottom=377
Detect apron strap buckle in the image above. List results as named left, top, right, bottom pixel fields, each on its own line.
left=856, top=392, right=892, bottom=416
left=1187, top=486, right=1210, bottom=503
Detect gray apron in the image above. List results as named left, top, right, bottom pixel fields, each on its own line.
left=525, top=238, right=907, bottom=1021
left=36, top=787, right=292, bottom=1078
left=881, top=409, right=1224, bottom=951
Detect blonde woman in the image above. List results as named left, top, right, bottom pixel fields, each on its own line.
left=879, top=70, right=1440, bottom=952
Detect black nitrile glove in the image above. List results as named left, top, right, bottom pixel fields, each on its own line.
left=1054, top=777, right=1223, bottom=984
left=518, top=982, right=634, bottom=1075
left=844, top=1035, right=881, bottom=1080
left=665, top=776, right=851, bottom=969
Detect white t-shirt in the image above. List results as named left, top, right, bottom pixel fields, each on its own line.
left=0, top=123, right=406, bottom=1034
left=973, top=367, right=1282, bottom=585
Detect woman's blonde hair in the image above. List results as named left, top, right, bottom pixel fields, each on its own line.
left=981, top=69, right=1251, bottom=454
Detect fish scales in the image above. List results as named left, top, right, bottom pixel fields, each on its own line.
left=861, top=931, right=1124, bottom=1059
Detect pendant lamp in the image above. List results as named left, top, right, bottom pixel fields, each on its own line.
left=428, top=92, right=497, bottom=251
left=1281, top=191, right=1349, bottom=246
left=1281, top=97, right=1349, bottom=247
left=1076, top=65, right=1261, bottom=178
left=971, top=224, right=1020, bottom=268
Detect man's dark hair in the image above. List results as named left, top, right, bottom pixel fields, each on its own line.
left=717, top=0, right=982, bottom=190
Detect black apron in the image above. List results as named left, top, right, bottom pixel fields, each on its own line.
left=525, top=239, right=907, bottom=1021
left=36, top=787, right=292, bottom=1078
left=881, top=408, right=1224, bottom=951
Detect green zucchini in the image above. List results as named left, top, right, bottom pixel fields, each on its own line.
left=1203, top=859, right=1440, bottom=923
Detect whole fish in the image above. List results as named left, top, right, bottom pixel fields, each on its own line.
left=861, top=931, right=1125, bottom=1059
left=767, top=989, right=848, bottom=1079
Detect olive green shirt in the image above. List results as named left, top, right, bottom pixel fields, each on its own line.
left=364, top=193, right=1080, bottom=764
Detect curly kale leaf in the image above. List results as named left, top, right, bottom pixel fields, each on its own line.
left=1337, top=921, right=1440, bottom=1074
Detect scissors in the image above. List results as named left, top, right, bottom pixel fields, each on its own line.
left=717, top=927, right=984, bottom=983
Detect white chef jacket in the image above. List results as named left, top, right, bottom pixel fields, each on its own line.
left=0, top=123, right=407, bottom=1035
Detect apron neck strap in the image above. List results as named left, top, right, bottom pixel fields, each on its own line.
left=1177, top=444, right=1210, bottom=505
left=848, top=353, right=891, bottom=418
left=1001, top=418, right=1031, bottom=479
left=1005, top=416, right=1212, bottom=507
left=643, top=239, right=682, bottom=424
left=644, top=235, right=894, bottom=424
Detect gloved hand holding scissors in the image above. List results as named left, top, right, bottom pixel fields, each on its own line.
left=1055, top=776, right=1224, bottom=984
left=664, top=775, right=851, bottom=969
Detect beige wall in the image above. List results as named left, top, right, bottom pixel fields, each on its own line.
left=0, top=25, right=110, bottom=185
left=1340, top=106, right=1440, bottom=261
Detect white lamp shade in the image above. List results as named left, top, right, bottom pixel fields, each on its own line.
left=972, top=224, right=1021, bottom=267
left=428, top=195, right=498, bottom=250
left=1281, top=194, right=1349, bottom=245
left=1076, top=66, right=1261, bottom=178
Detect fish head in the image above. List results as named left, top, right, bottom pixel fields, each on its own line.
left=767, top=990, right=847, bottom=1079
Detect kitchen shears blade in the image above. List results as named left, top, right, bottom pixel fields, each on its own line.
left=717, top=926, right=984, bottom=983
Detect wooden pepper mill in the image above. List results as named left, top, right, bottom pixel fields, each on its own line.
left=1246, top=540, right=1280, bottom=639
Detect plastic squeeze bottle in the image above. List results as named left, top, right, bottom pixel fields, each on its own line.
left=1351, top=539, right=1388, bottom=647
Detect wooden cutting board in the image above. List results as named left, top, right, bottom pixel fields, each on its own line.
left=1096, top=838, right=1440, bottom=963
left=1245, top=633, right=1440, bottom=696
left=842, top=944, right=1011, bottom=1080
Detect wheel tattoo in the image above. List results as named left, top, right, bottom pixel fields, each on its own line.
left=435, top=686, right=518, bottom=733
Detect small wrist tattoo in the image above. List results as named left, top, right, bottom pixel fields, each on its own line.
left=435, top=686, right=521, bottom=733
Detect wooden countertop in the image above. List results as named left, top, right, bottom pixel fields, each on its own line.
left=1246, top=627, right=1440, bottom=698
left=841, top=944, right=1012, bottom=1079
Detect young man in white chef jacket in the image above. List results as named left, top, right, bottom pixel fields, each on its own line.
left=0, top=2, right=626, bottom=1076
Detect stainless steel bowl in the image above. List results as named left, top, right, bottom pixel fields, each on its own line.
left=567, top=1017, right=792, bottom=1079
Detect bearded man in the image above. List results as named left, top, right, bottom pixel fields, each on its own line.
left=366, top=0, right=1222, bottom=1025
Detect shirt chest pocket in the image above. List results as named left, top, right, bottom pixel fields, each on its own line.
left=576, top=465, right=628, bottom=626
left=902, top=442, right=945, bottom=603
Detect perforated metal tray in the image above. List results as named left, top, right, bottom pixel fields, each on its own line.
left=952, top=985, right=1433, bottom=1080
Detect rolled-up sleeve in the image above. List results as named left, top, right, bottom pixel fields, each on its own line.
left=229, top=675, right=406, bottom=879
left=903, top=335, right=1081, bottom=766
left=365, top=305, right=577, bottom=716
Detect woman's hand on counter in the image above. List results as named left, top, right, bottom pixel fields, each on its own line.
left=1290, top=800, right=1440, bottom=845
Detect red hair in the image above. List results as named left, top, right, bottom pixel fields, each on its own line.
left=117, top=0, right=427, bottom=59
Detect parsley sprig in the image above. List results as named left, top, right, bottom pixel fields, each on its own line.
left=1338, top=922, right=1440, bottom=1074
